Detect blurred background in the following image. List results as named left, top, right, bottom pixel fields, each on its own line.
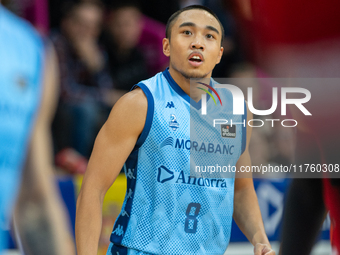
left=2, top=0, right=340, bottom=254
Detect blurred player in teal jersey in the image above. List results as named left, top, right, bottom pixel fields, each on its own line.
left=76, top=5, right=274, bottom=255
left=0, top=4, right=75, bottom=254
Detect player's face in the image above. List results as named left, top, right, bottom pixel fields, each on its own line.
left=163, top=9, right=223, bottom=79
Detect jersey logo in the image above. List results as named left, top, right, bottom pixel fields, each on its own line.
left=169, top=114, right=179, bottom=131
left=166, top=101, right=175, bottom=108
left=221, top=124, right=236, bottom=138
left=121, top=210, right=130, bottom=218
left=126, top=168, right=135, bottom=179
left=156, top=165, right=228, bottom=188
left=160, top=137, right=174, bottom=148
left=112, top=225, right=124, bottom=236
left=157, top=165, right=174, bottom=183
left=160, top=137, right=235, bottom=155
left=126, top=188, right=133, bottom=199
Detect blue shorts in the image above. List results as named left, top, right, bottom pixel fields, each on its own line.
left=106, top=243, right=155, bottom=255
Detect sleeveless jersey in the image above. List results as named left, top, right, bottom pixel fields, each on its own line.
left=0, top=6, right=44, bottom=252
left=109, top=68, right=247, bottom=255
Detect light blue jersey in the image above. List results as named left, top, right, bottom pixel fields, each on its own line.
left=0, top=6, right=44, bottom=252
left=108, top=69, right=246, bottom=255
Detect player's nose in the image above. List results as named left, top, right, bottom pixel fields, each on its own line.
left=190, top=38, right=205, bottom=51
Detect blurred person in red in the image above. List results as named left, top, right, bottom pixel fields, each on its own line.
left=51, top=1, right=114, bottom=159
left=232, top=0, right=340, bottom=254
left=0, top=3, right=75, bottom=254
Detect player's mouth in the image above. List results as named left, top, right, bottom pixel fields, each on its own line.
left=188, top=52, right=204, bottom=67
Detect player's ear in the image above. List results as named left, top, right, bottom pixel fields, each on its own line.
left=216, top=46, right=224, bottom=64
left=163, top=38, right=170, bottom=57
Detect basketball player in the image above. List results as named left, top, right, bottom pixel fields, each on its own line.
left=0, top=5, right=75, bottom=254
left=76, top=5, right=274, bottom=255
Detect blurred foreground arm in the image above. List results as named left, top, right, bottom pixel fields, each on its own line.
left=13, top=45, right=75, bottom=255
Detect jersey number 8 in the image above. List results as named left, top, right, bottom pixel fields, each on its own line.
left=184, top=203, right=201, bottom=234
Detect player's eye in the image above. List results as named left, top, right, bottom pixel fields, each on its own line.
left=183, top=30, right=192, bottom=35
left=206, top=34, right=215, bottom=39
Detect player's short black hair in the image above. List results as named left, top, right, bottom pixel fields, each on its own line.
left=165, top=5, right=224, bottom=44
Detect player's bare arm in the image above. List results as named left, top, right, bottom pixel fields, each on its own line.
left=233, top=105, right=275, bottom=255
left=75, top=88, right=147, bottom=255
left=13, top=44, right=76, bottom=255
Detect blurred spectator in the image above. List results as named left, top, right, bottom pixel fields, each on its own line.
left=103, top=1, right=169, bottom=93
left=51, top=1, right=113, bottom=159
left=103, top=2, right=149, bottom=92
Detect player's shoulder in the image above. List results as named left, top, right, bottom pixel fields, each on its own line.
left=1, top=6, right=43, bottom=48
left=115, top=87, right=147, bottom=111
left=106, top=70, right=168, bottom=130
left=111, top=69, right=167, bottom=114
left=137, top=70, right=168, bottom=91
left=103, top=87, right=148, bottom=138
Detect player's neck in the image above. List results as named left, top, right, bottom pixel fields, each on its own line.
left=168, top=67, right=211, bottom=102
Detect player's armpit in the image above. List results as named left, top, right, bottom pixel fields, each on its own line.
left=80, top=87, right=148, bottom=197
left=235, top=102, right=252, bottom=178
left=76, top=87, right=147, bottom=255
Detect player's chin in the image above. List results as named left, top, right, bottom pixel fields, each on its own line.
left=184, top=68, right=208, bottom=79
